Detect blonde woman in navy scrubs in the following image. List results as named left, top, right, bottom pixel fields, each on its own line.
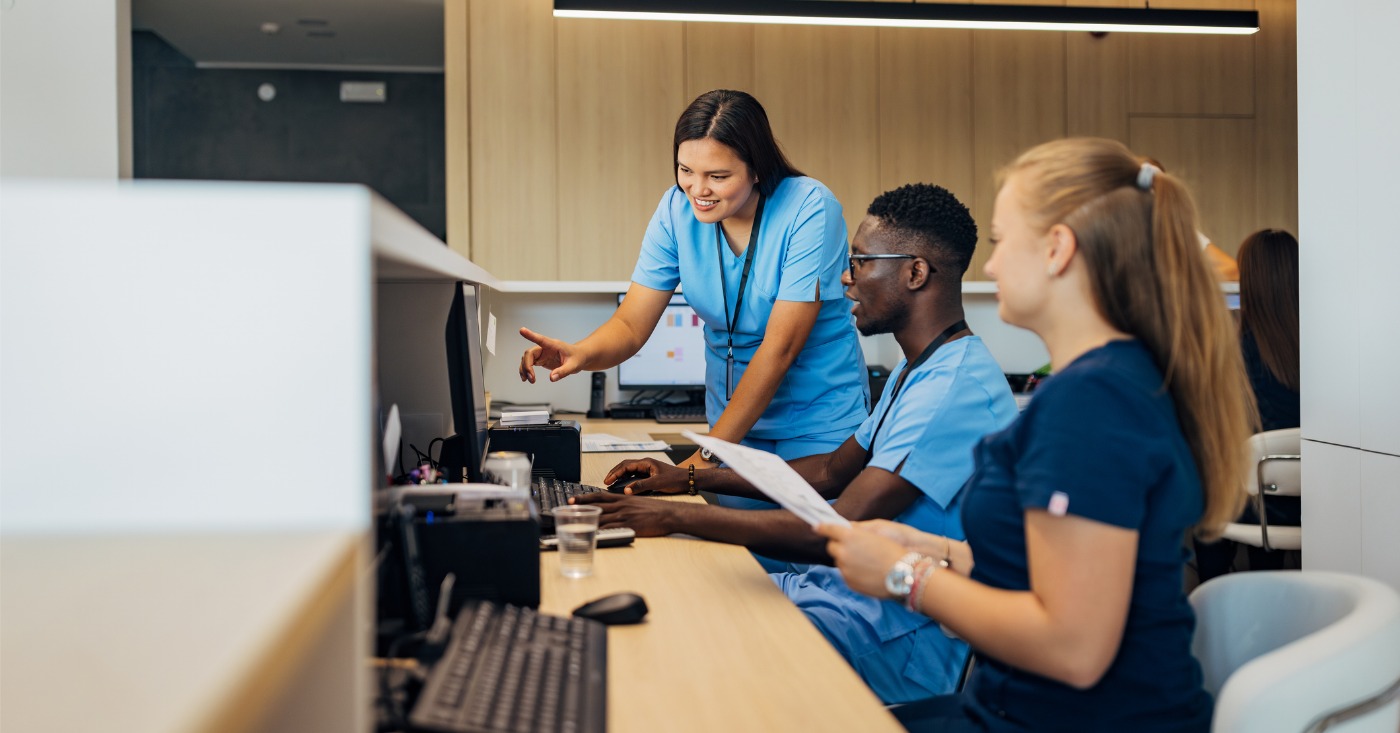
left=519, top=89, right=869, bottom=512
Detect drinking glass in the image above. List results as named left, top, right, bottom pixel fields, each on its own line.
left=550, top=505, right=602, bottom=578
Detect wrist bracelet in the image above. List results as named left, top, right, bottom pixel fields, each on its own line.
left=906, top=557, right=938, bottom=613
left=687, top=464, right=698, bottom=496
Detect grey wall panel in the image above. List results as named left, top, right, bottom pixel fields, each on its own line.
left=132, top=31, right=445, bottom=240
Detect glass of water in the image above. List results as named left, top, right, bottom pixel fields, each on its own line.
left=550, top=505, right=602, bottom=578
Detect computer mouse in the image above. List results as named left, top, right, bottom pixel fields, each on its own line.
left=571, top=592, right=649, bottom=625
left=606, top=470, right=652, bottom=494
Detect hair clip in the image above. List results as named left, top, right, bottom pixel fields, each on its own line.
left=1136, top=162, right=1159, bottom=191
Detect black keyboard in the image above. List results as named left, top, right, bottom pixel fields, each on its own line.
left=652, top=404, right=707, bottom=423
left=531, top=477, right=603, bottom=528
left=409, top=601, right=607, bottom=733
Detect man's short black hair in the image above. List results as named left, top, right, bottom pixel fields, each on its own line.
left=866, top=183, right=978, bottom=276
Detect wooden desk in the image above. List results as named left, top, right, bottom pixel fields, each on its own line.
left=540, top=420, right=902, bottom=732
left=0, top=531, right=368, bottom=733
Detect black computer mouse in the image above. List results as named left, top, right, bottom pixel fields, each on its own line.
left=572, top=592, right=649, bottom=625
left=606, top=470, right=652, bottom=494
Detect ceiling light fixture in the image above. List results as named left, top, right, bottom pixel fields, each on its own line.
left=553, top=0, right=1260, bottom=35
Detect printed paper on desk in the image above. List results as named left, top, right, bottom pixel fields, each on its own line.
left=582, top=433, right=669, bottom=452
left=682, top=431, right=849, bottom=528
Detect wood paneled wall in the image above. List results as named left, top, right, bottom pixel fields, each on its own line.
left=445, top=0, right=1297, bottom=281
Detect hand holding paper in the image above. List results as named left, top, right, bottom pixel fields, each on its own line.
left=681, top=431, right=849, bottom=528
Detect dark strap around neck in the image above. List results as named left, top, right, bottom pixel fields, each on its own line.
left=869, top=319, right=970, bottom=445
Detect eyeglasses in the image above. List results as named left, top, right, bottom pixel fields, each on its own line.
left=848, top=253, right=919, bottom=279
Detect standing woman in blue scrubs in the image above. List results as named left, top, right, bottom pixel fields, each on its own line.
left=518, top=90, right=869, bottom=509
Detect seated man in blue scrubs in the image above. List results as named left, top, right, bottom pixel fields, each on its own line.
left=574, top=183, right=1019, bottom=703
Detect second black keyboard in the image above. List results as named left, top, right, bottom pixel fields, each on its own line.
left=409, top=601, right=607, bottom=733
left=652, top=404, right=707, bottom=423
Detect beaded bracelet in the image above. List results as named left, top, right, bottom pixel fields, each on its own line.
left=906, top=546, right=954, bottom=613
left=906, top=556, right=938, bottom=613
left=687, top=464, right=698, bottom=495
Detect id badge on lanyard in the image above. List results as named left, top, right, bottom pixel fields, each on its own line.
left=726, top=351, right=736, bottom=401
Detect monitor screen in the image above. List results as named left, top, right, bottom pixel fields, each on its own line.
left=617, top=293, right=707, bottom=391
left=445, top=282, right=490, bottom=482
left=1224, top=292, right=1241, bottom=310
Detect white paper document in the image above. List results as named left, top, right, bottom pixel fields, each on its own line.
left=581, top=433, right=669, bottom=453
left=500, top=410, right=550, bottom=426
left=682, top=431, right=849, bottom=528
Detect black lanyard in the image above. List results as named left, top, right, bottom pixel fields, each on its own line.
left=716, top=194, right=766, bottom=400
left=869, top=319, right=969, bottom=445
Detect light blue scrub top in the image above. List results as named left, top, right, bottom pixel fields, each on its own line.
left=630, top=176, right=869, bottom=441
left=777, top=336, right=1019, bottom=703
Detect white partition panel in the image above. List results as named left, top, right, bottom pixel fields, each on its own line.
left=0, top=0, right=131, bottom=178
left=1297, top=0, right=1362, bottom=450
left=1360, top=452, right=1400, bottom=590
left=0, top=181, right=374, bottom=534
left=1301, top=440, right=1363, bottom=575
left=1298, top=0, right=1400, bottom=587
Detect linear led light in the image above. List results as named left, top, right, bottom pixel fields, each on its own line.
left=554, top=1, right=1260, bottom=35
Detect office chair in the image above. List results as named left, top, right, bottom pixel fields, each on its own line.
left=1220, top=428, right=1302, bottom=553
left=1191, top=571, right=1400, bottom=732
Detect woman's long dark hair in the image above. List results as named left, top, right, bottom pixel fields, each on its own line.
left=672, top=90, right=803, bottom=197
left=1237, top=229, right=1300, bottom=391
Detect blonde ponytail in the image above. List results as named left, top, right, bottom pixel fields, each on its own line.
left=1002, top=138, right=1253, bottom=540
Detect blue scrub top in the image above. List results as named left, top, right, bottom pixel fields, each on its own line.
left=630, top=176, right=868, bottom=440
left=959, top=339, right=1214, bottom=732
left=780, top=336, right=1018, bottom=702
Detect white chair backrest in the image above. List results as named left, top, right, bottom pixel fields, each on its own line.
left=1245, top=427, right=1302, bottom=498
left=1191, top=571, right=1400, bottom=732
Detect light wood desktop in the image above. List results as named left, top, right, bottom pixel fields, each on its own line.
left=0, top=531, right=367, bottom=733
left=540, top=418, right=902, bottom=732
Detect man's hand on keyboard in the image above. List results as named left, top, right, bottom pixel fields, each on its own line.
left=571, top=491, right=689, bottom=537
left=603, top=458, right=688, bottom=495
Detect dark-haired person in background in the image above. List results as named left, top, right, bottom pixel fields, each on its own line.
left=518, top=89, right=869, bottom=516
left=1237, top=229, right=1300, bottom=432
left=576, top=184, right=1018, bottom=703
left=1195, top=228, right=1300, bottom=582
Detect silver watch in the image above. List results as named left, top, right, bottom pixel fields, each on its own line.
left=884, top=552, right=924, bottom=600
left=699, top=447, right=717, bottom=464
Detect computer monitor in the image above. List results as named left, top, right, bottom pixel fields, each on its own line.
left=616, top=293, right=707, bottom=392
left=443, top=282, right=490, bottom=482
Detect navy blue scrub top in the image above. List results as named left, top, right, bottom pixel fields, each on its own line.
left=958, top=339, right=1214, bottom=733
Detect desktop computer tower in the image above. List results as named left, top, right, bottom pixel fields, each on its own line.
left=375, top=492, right=540, bottom=645
left=416, top=508, right=539, bottom=611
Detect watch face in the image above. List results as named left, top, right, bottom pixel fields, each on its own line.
left=885, top=553, right=921, bottom=598
left=885, top=564, right=913, bottom=598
